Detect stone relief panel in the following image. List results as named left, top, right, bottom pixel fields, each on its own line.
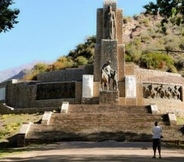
left=36, top=82, right=75, bottom=100
left=143, top=83, right=182, bottom=100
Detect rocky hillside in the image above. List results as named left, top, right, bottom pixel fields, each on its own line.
left=123, top=13, right=184, bottom=75
left=1, top=13, right=184, bottom=82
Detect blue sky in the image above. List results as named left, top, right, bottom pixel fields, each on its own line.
left=0, top=0, right=156, bottom=71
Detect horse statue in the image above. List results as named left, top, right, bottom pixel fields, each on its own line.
left=101, top=69, right=110, bottom=90
left=111, top=70, right=118, bottom=91
left=146, top=84, right=157, bottom=98
left=155, top=84, right=165, bottom=98
left=100, top=69, right=118, bottom=91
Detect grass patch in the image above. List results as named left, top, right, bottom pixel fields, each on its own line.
left=0, top=113, right=42, bottom=157
left=0, top=113, right=42, bottom=143
left=177, top=116, right=184, bottom=125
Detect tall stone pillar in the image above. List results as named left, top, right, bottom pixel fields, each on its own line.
left=94, top=0, right=125, bottom=83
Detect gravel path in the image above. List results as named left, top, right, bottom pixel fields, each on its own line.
left=0, top=141, right=184, bottom=162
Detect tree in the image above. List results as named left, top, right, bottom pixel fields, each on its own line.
left=143, top=0, right=184, bottom=25
left=0, top=0, right=20, bottom=33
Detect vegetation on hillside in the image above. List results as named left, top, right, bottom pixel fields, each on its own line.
left=25, top=13, right=184, bottom=80
left=143, top=0, right=184, bottom=26
left=123, top=13, right=184, bottom=75
left=23, top=36, right=96, bottom=80
left=23, top=1, right=184, bottom=80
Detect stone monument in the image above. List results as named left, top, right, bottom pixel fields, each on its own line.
left=2, top=0, right=184, bottom=113
left=94, top=0, right=125, bottom=86
left=94, top=0, right=125, bottom=103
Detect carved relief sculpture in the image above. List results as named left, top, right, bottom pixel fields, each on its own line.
left=143, top=84, right=182, bottom=100
left=104, top=5, right=116, bottom=39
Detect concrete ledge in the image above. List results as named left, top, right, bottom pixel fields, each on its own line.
left=150, top=104, right=159, bottom=115
left=42, top=111, right=53, bottom=125
left=17, top=122, right=32, bottom=147
left=61, top=101, right=69, bottom=113
left=168, top=113, right=177, bottom=126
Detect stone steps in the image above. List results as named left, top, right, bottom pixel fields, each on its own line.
left=50, top=114, right=164, bottom=126
left=26, top=124, right=184, bottom=143
left=68, top=105, right=149, bottom=114
left=24, top=105, right=184, bottom=144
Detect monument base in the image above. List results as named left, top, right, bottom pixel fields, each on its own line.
left=99, top=91, right=119, bottom=104
left=81, top=97, right=99, bottom=104
left=125, top=98, right=137, bottom=106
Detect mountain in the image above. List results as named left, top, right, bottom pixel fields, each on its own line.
left=0, top=61, right=52, bottom=83
left=7, top=69, right=30, bottom=81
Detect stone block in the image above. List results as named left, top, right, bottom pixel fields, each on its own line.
left=99, top=90, right=119, bottom=104
left=42, top=111, right=52, bottom=125
left=150, top=104, right=159, bottom=115
left=82, top=75, right=93, bottom=98
left=117, top=44, right=125, bottom=80
left=125, top=75, right=136, bottom=98
left=61, top=102, right=69, bottom=113
left=19, top=122, right=32, bottom=134
left=101, top=40, right=118, bottom=70
left=168, top=113, right=177, bottom=126
left=17, top=122, right=32, bottom=147
left=17, top=134, right=26, bottom=147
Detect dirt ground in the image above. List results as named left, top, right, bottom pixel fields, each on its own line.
left=0, top=141, right=184, bottom=162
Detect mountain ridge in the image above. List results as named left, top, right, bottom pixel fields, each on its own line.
left=0, top=61, right=52, bottom=83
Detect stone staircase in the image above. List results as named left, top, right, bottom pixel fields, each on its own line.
left=25, top=105, right=184, bottom=144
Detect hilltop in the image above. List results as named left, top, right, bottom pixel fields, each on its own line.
left=21, top=13, right=184, bottom=80
left=1, top=13, right=184, bottom=82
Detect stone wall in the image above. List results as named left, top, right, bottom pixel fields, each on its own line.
left=6, top=80, right=37, bottom=108
left=123, top=63, right=184, bottom=112
left=37, top=65, right=93, bottom=82
left=5, top=80, right=83, bottom=108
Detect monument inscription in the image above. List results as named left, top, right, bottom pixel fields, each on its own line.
left=125, top=75, right=136, bottom=98
left=36, top=82, right=75, bottom=100
left=82, top=75, right=94, bottom=98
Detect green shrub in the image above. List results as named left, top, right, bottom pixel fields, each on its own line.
left=147, top=28, right=156, bottom=38
left=140, top=52, right=177, bottom=72
left=75, top=56, right=88, bottom=65
left=33, top=63, right=48, bottom=72
left=125, top=42, right=142, bottom=63
left=140, top=31, right=151, bottom=42
left=177, top=116, right=184, bottom=125
left=139, top=17, right=150, bottom=27
left=181, top=28, right=184, bottom=36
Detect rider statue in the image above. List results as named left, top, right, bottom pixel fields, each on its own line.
left=101, top=60, right=118, bottom=91
left=102, top=60, right=114, bottom=80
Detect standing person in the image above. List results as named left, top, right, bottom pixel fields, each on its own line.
left=152, top=121, right=162, bottom=159
left=104, top=5, right=116, bottom=39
